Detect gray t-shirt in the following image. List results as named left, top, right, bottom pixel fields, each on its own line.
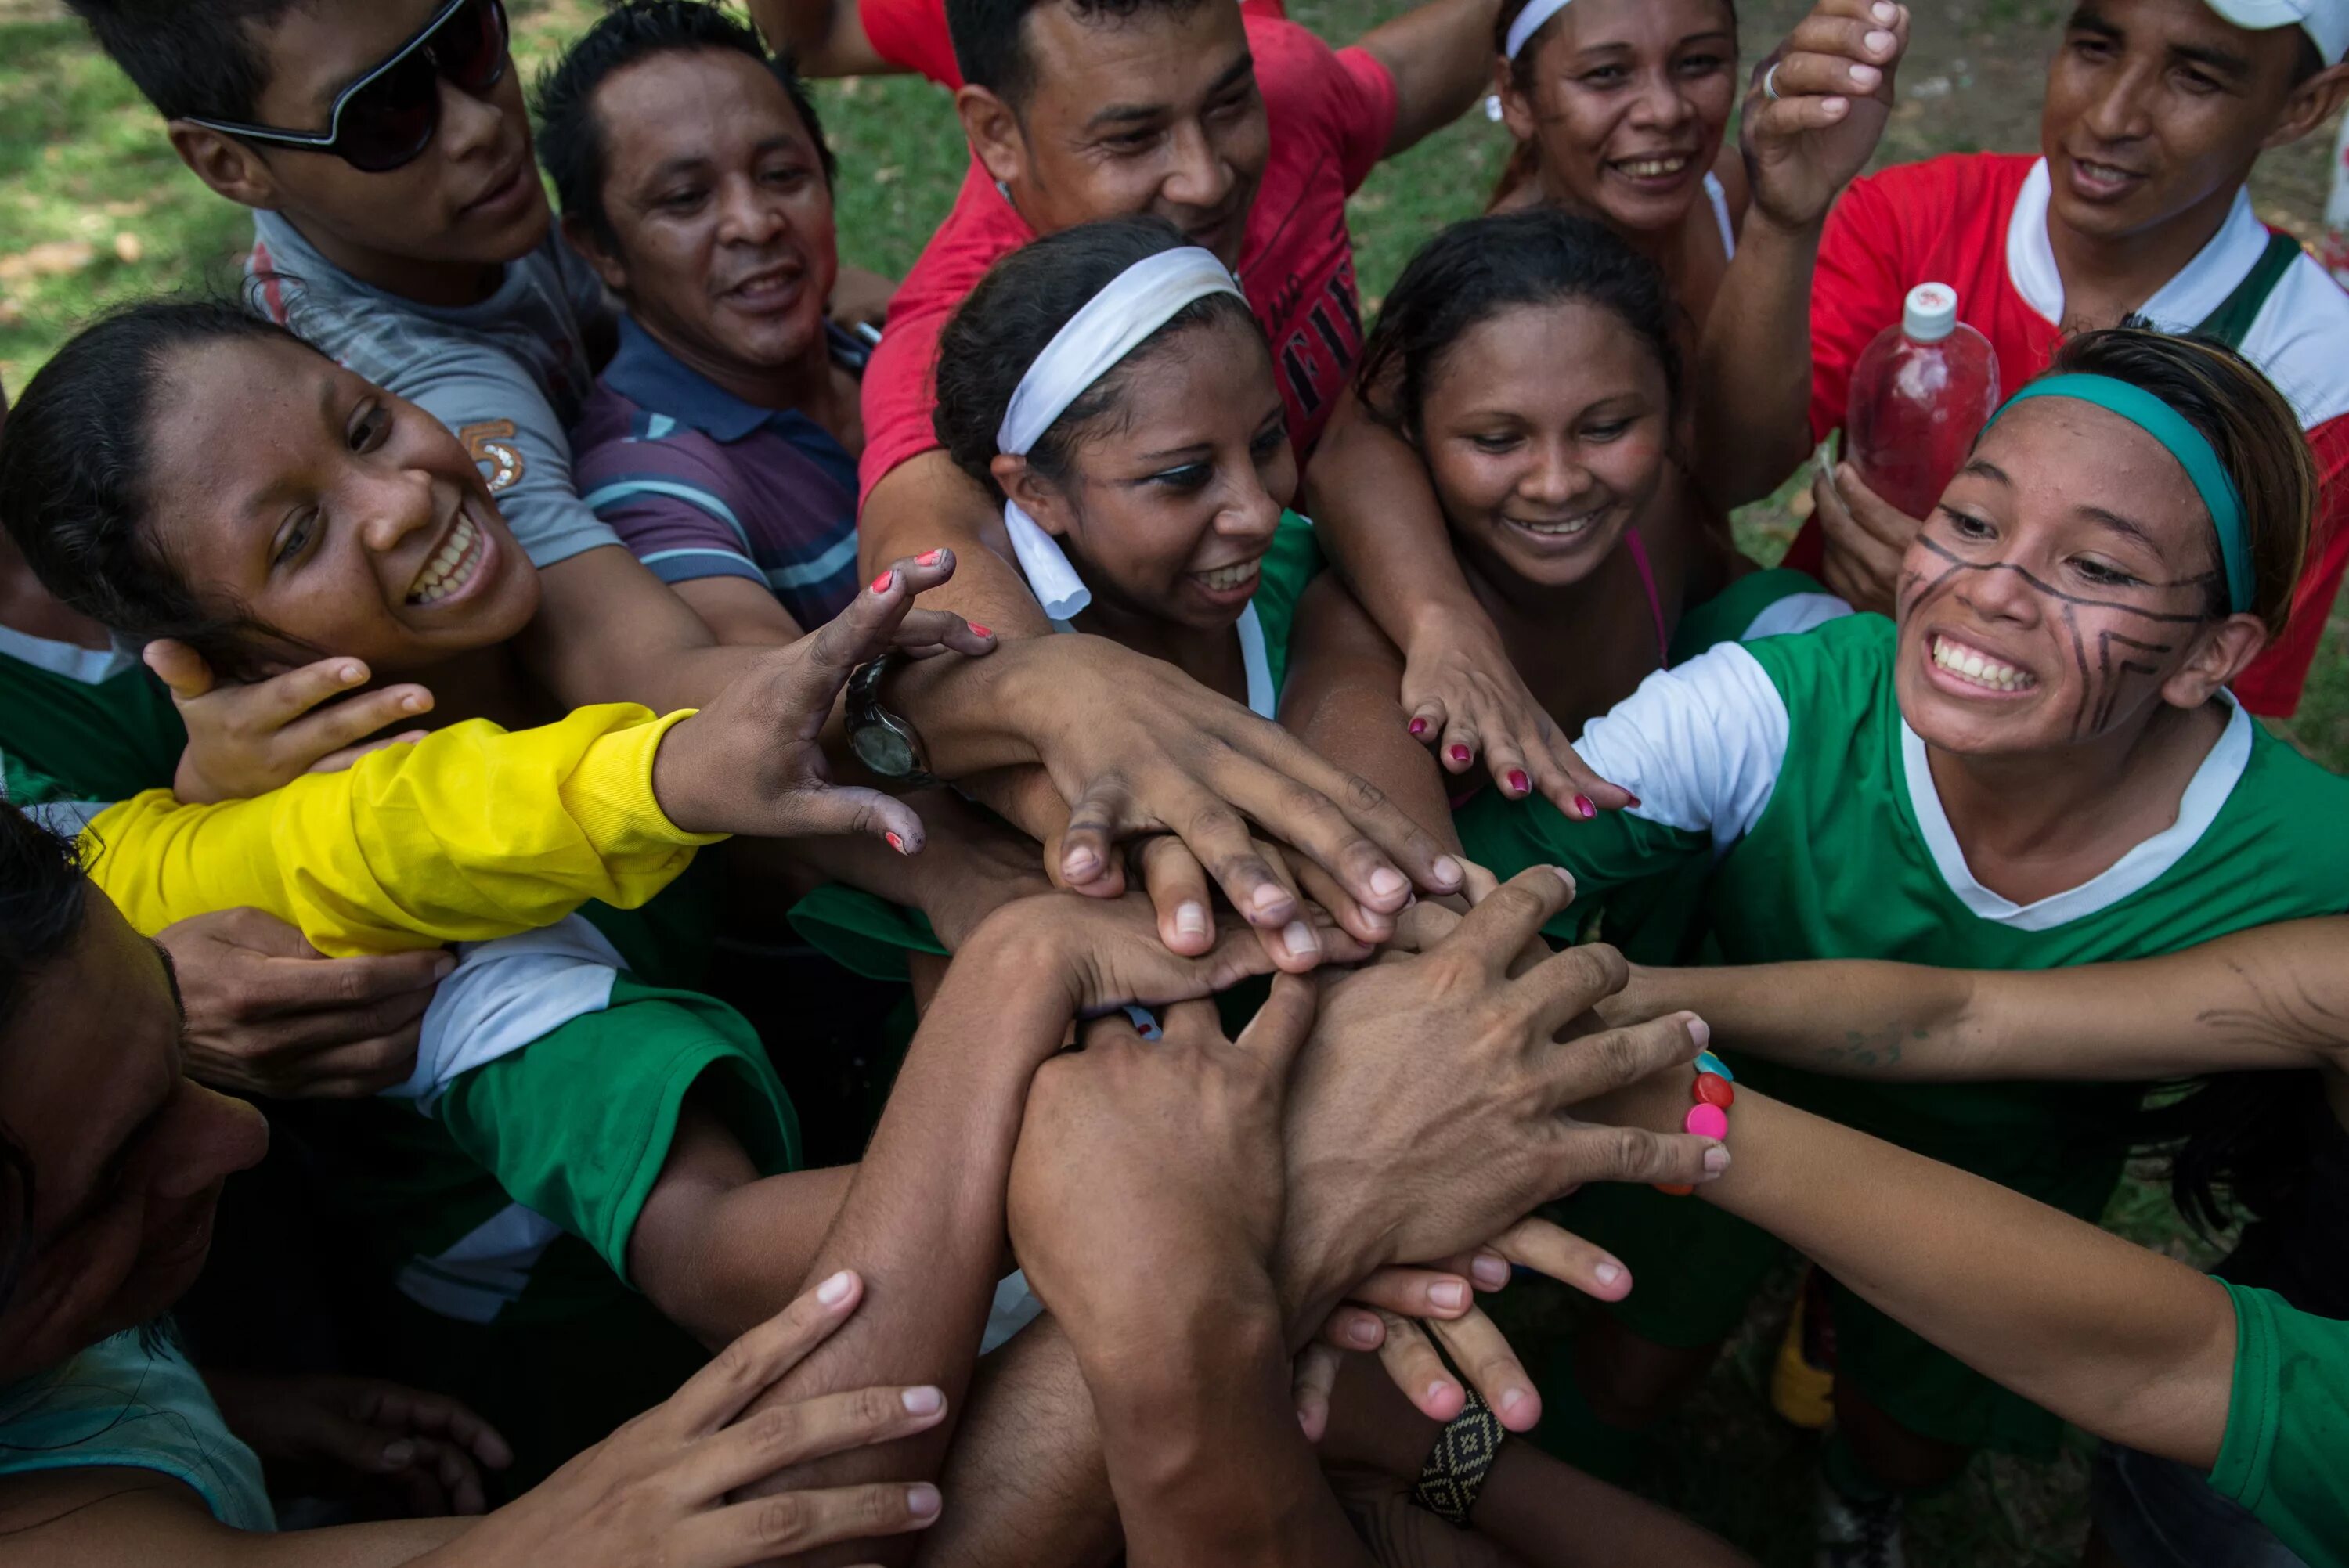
left=247, top=209, right=621, bottom=569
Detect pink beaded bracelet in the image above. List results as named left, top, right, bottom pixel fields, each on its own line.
left=1654, top=1051, right=1734, bottom=1196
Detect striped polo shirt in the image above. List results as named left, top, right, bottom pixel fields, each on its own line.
left=569, top=317, right=867, bottom=631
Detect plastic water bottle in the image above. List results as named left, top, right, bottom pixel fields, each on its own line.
left=1846, top=283, right=2001, bottom=519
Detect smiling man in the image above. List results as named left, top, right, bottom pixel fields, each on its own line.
left=544, top=4, right=871, bottom=643
left=1702, top=0, right=2349, bottom=720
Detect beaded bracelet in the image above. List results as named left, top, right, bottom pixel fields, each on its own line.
left=1653, top=1050, right=1734, bottom=1196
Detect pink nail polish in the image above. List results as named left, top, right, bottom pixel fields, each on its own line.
left=871, top=569, right=894, bottom=594
left=1625, top=793, right=1643, bottom=809
left=969, top=624, right=992, bottom=638
left=1408, top=717, right=1428, bottom=737
left=1574, top=795, right=1596, bottom=820
left=1506, top=769, right=1529, bottom=795
left=1449, top=745, right=1471, bottom=765
left=885, top=831, right=907, bottom=854
left=917, top=548, right=945, bottom=566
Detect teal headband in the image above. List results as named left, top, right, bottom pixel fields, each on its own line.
left=1989, top=374, right=2253, bottom=615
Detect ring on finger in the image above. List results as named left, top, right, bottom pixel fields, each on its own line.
left=1763, top=60, right=1783, bottom=100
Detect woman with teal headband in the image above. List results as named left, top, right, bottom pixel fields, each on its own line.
left=1445, top=326, right=2349, bottom=1521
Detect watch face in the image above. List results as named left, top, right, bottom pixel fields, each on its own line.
left=853, top=723, right=917, bottom=777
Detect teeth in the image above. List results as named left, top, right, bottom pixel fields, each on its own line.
left=1932, top=635, right=2036, bottom=693
left=409, top=514, right=481, bottom=604
left=1513, top=514, right=1598, bottom=537
left=1618, top=156, right=1690, bottom=178
left=1196, top=560, right=1261, bottom=593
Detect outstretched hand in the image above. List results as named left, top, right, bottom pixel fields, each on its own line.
left=1396, top=617, right=1634, bottom=820
left=1742, top=0, right=1911, bottom=231
left=650, top=549, right=994, bottom=849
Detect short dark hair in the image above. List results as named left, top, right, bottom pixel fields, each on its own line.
left=0, top=803, right=92, bottom=1313
left=64, top=0, right=305, bottom=124
left=932, top=215, right=1260, bottom=500
left=1355, top=209, right=1683, bottom=440
left=0, top=297, right=317, bottom=682
left=534, top=0, right=835, bottom=249
left=946, top=0, right=1211, bottom=106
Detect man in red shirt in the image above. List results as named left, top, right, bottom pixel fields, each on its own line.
left=1705, top=0, right=2349, bottom=716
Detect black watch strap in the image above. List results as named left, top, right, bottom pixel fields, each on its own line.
left=1410, top=1386, right=1505, bottom=1529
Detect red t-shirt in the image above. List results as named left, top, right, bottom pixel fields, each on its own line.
left=863, top=0, right=1288, bottom=88
left=856, top=6, right=1396, bottom=503
left=1794, top=152, right=2349, bottom=716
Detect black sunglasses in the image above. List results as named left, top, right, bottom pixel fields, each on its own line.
left=181, top=0, right=510, bottom=175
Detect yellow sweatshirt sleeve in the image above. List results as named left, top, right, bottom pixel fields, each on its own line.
left=83, top=705, right=725, bottom=956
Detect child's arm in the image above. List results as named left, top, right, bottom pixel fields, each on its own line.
left=1611, top=916, right=2349, bottom=1083
left=1590, top=1068, right=2239, bottom=1469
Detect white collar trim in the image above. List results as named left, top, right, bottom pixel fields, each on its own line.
left=0, top=622, right=140, bottom=685
left=1898, top=694, right=2253, bottom=932
left=2004, top=158, right=2267, bottom=331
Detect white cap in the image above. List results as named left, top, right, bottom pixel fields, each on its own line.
left=1903, top=283, right=1958, bottom=343
left=2204, top=0, right=2349, bottom=67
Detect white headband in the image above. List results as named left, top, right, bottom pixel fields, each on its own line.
left=995, top=246, right=1244, bottom=621
left=1504, top=0, right=1573, bottom=60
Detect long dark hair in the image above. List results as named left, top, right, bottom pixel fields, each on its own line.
left=0, top=804, right=91, bottom=1316
left=0, top=297, right=314, bottom=681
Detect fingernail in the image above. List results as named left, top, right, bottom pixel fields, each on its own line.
left=1175, top=901, right=1210, bottom=937
left=1283, top=921, right=1319, bottom=958
left=433, top=953, right=457, bottom=979
left=1824, top=96, right=1850, bottom=114
left=1369, top=867, right=1408, bottom=899
left=1432, top=856, right=1463, bottom=889
left=381, top=1440, right=415, bottom=1469
left=1551, top=866, right=1575, bottom=890
left=402, top=693, right=427, bottom=712
left=1448, top=744, right=1471, bottom=765
left=817, top=1269, right=854, bottom=1305
left=1873, top=0, right=1896, bottom=20
left=969, top=623, right=992, bottom=638
left=1471, top=1255, right=1510, bottom=1289
left=1064, top=848, right=1102, bottom=881
left=886, top=831, right=909, bottom=855
left=1251, top=883, right=1290, bottom=914
left=1430, top=1280, right=1467, bottom=1310
left=1865, top=28, right=1895, bottom=51
left=907, top=1483, right=942, bottom=1519
left=1575, top=795, right=1597, bottom=820
left=902, top=1386, right=944, bottom=1415
left=1594, top=1261, right=1626, bottom=1289
left=1850, top=63, right=1881, bottom=88
left=1506, top=769, right=1530, bottom=795
left=917, top=548, right=945, bottom=566
left=1499, top=1387, right=1528, bottom=1415
left=1429, top=1379, right=1458, bottom=1407
left=1350, top=1317, right=1380, bottom=1346
left=1408, top=716, right=1429, bottom=737
left=1687, top=1015, right=1711, bottom=1049
left=1703, top=1144, right=1732, bottom=1173
left=340, top=662, right=363, bottom=683
left=1626, top=793, right=1643, bottom=809
left=871, top=569, right=895, bottom=594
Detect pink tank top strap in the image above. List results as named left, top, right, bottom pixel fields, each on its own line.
left=1625, top=528, right=1669, bottom=666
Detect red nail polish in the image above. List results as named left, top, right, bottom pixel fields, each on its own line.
left=1575, top=795, right=1596, bottom=820
left=1449, top=745, right=1471, bottom=765
left=969, top=624, right=992, bottom=638
left=1626, top=793, right=1643, bottom=809
left=1507, top=769, right=1529, bottom=795
left=871, top=569, right=894, bottom=594
left=917, top=549, right=945, bottom=567
left=885, top=831, right=907, bottom=854
left=1408, top=717, right=1428, bottom=737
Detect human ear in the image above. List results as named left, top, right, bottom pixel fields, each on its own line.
left=562, top=215, right=631, bottom=297
left=1496, top=59, right=1537, bottom=144
left=2161, top=614, right=2268, bottom=708
left=993, top=454, right=1076, bottom=539
left=957, top=85, right=1027, bottom=191
left=167, top=124, right=283, bottom=211
left=2264, top=60, right=2349, bottom=150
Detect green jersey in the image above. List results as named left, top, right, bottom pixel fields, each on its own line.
left=1458, top=614, right=2349, bottom=1167
left=2213, top=1281, right=2349, bottom=1568
left=0, top=629, right=184, bottom=806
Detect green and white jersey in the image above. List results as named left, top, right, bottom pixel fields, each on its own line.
left=0, top=627, right=184, bottom=806
left=1457, top=615, right=2349, bottom=1169
left=2213, top=1281, right=2349, bottom=1568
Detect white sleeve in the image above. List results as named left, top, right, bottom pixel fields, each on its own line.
left=1574, top=641, right=1792, bottom=851
left=1741, top=591, right=1853, bottom=641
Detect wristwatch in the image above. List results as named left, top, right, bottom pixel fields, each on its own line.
left=846, top=654, right=941, bottom=788
left=1411, top=1384, right=1505, bottom=1528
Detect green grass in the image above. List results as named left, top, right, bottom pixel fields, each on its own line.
left=0, top=3, right=2340, bottom=1563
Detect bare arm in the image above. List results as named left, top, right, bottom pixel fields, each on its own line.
left=1692, top=2, right=1908, bottom=507
left=855, top=453, right=1058, bottom=637
left=1614, top=917, right=2349, bottom=1083
left=0, top=1472, right=464, bottom=1568
left=745, top=0, right=901, bottom=77
left=1355, top=0, right=1504, bottom=155
left=673, top=575, right=807, bottom=649
left=518, top=546, right=796, bottom=713
left=1279, top=572, right=1460, bottom=846
left=1598, top=1072, right=2239, bottom=1468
